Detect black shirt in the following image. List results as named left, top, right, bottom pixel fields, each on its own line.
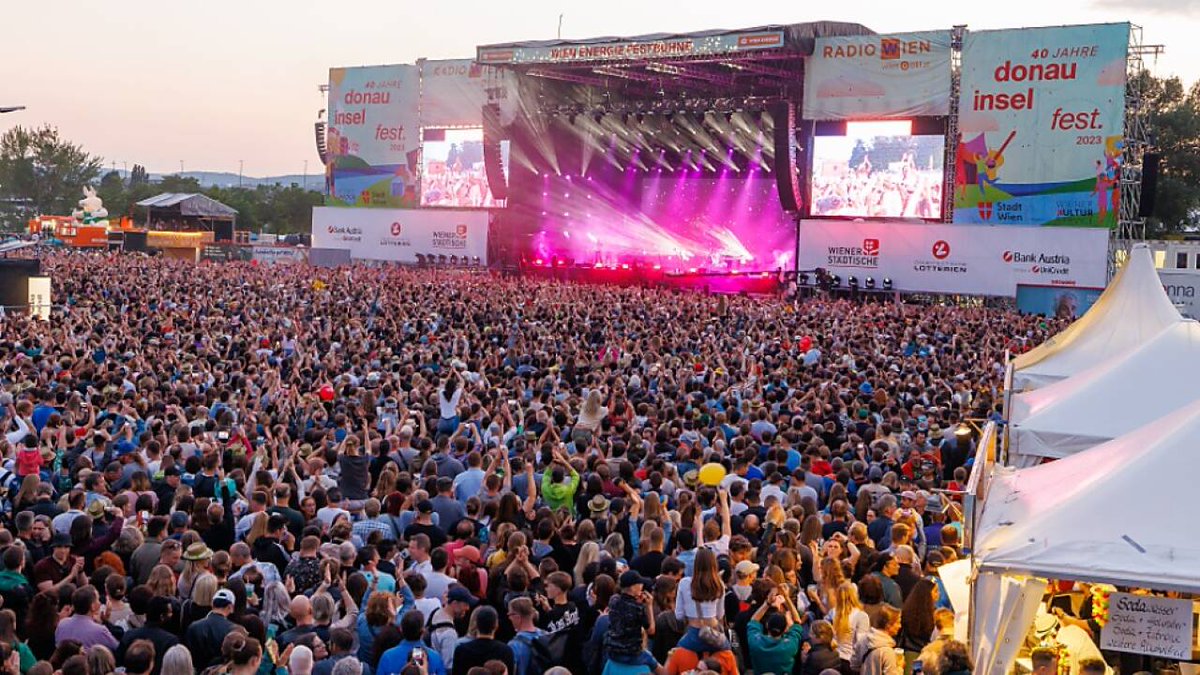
left=404, top=522, right=447, bottom=549
left=451, top=637, right=515, bottom=675
left=629, top=551, right=666, bottom=578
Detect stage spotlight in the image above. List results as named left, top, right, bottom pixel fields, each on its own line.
left=449, top=255, right=458, bottom=265
left=798, top=273, right=808, bottom=285
left=865, top=276, right=876, bottom=289
left=830, top=274, right=841, bottom=287
left=438, top=255, right=448, bottom=265
left=883, top=278, right=893, bottom=290
left=472, top=256, right=481, bottom=266
left=848, top=276, right=859, bottom=288
left=665, top=112, right=674, bottom=123
left=724, top=112, right=733, bottom=122
left=636, top=113, right=645, bottom=124
left=621, top=263, right=630, bottom=270
left=416, top=254, right=427, bottom=265
left=534, top=258, right=544, bottom=266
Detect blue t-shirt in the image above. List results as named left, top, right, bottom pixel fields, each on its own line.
left=376, top=641, right=445, bottom=675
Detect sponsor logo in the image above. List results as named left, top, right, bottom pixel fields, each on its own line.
left=1003, top=249, right=1073, bottom=276
left=824, top=238, right=880, bottom=268
left=325, top=225, right=362, bottom=242
left=432, top=226, right=469, bottom=250
left=932, top=240, right=950, bottom=260
left=914, top=240, right=965, bottom=274
left=479, top=49, right=515, bottom=63
left=390, top=221, right=402, bottom=236
left=881, top=38, right=901, bottom=60
left=737, top=33, right=783, bottom=48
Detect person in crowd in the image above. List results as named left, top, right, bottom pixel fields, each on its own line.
left=0, top=253, right=1062, bottom=675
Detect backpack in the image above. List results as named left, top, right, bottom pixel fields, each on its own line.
left=423, top=610, right=457, bottom=648
left=514, top=630, right=569, bottom=675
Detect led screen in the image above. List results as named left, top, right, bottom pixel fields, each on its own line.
left=420, top=128, right=509, bottom=208
left=810, top=133, right=945, bottom=218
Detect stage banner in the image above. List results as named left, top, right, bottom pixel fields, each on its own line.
left=326, top=65, right=420, bottom=209
left=477, top=30, right=784, bottom=65
left=804, top=31, right=952, bottom=119
left=251, top=246, right=308, bottom=265
left=312, top=207, right=488, bottom=264
left=954, top=23, right=1129, bottom=227
left=1159, top=270, right=1200, bottom=319
left=418, top=59, right=515, bottom=128
left=798, top=219, right=1109, bottom=296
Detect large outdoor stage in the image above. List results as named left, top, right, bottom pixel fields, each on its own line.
left=319, top=19, right=1147, bottom=299
left=478, top=23, right=874, bottom=281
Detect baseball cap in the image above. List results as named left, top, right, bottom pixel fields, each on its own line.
left=900, top=490, right=916, bottom=501
left=619, top=570, right=654, bottom=589
left=735, top=560, right=760, bottom=578
left=212, top=589, right=236, bottom=608
left=169, top=511, right=189, bottom=529
left=447, top=586, right=478, bottom=606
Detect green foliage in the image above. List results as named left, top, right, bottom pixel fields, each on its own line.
left=0, top=126, right=323, bottom=233
left=0, top=125, right=102, bottom=227
left=1137, top=71, right=1200, bottom=235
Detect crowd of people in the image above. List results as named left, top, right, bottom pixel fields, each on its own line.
left=0, top=251, right=1068, bottom=675
left=811, top=150, right=944, bottom=219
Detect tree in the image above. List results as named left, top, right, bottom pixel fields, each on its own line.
left=129, top=164, right=149, bottom=186
left=0, top=125, right=101, bottom=220
left=1138, top=71, right=1200, bottom=235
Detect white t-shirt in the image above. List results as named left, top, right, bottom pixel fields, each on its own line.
left=675, top=576, right=726, bottom=622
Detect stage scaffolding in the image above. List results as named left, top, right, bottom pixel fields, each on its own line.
left=1116, top=25, right=1164, bottom=273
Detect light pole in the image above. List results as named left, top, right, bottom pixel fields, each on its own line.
left=239, top=160, right=244, bottom=188
left=303, top=160, right=308, bottom=190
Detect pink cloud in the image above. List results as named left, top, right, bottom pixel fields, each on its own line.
left=816, top=76, right=886, bottom=99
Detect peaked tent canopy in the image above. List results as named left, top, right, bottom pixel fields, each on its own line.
left=1011, top=243, right=1181, bottom=391
left=1009, top=319, right=1200, bottom=462
left=136, top=193, right=238, bottom=220
left=978, top=398, right=1200, bottom=591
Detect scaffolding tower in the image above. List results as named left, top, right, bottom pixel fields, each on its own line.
left=943, top=26, right=966, bottom=223
left=1115, top=25, right=1165, bottom=271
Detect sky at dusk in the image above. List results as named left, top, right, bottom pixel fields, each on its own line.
left=2, top=0, right=1196, bottom=177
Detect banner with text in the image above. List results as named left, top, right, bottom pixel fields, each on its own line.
left=418, top=58, right=518, bottom=128
left=251, top=246, right=308, bottom=265
left=312, top=207, right=488, bottom=264
left=798, top=219, right=1109, bottom=296
left=1159, top=270, right=1200, bottom=319
left=477, top=30, right=784, bottom=65
left=804, top=31, right=952, bottom=119
left=954, top=23, right=1129, bottom=227
left=326, top=65, right=421, bottom=209
left=1100, top=592, right=1195, bottom=660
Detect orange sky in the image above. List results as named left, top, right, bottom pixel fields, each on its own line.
left=1, top=0, right=1191, bottom=176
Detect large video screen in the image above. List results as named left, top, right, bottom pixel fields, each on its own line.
left=811, top=127, right=945, bottom=219
left=420, top=128, right=509, bottom=208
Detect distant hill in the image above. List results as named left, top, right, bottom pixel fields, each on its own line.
left=113, top=170, right=320, bottom=190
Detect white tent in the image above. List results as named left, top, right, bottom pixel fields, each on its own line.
left=982, top=398, right=1200, bottom=589
left=1011, top=243, right=1181, bottom=391
left=1008, top=318, right=1200, bottom=462
left=971, top=402, right=1200, bottom=674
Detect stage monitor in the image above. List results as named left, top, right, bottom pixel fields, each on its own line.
left=810, top=120, right=945, bottom=219
left=420, top=127, right=509, bottom=208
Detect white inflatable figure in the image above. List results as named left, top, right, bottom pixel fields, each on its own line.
left=71, top=186, right=110, bottom=228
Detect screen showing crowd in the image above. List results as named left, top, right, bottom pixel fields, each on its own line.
left=811, top=130, right=945, bottom=219
left=420, top=128, right=509, bottom=208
